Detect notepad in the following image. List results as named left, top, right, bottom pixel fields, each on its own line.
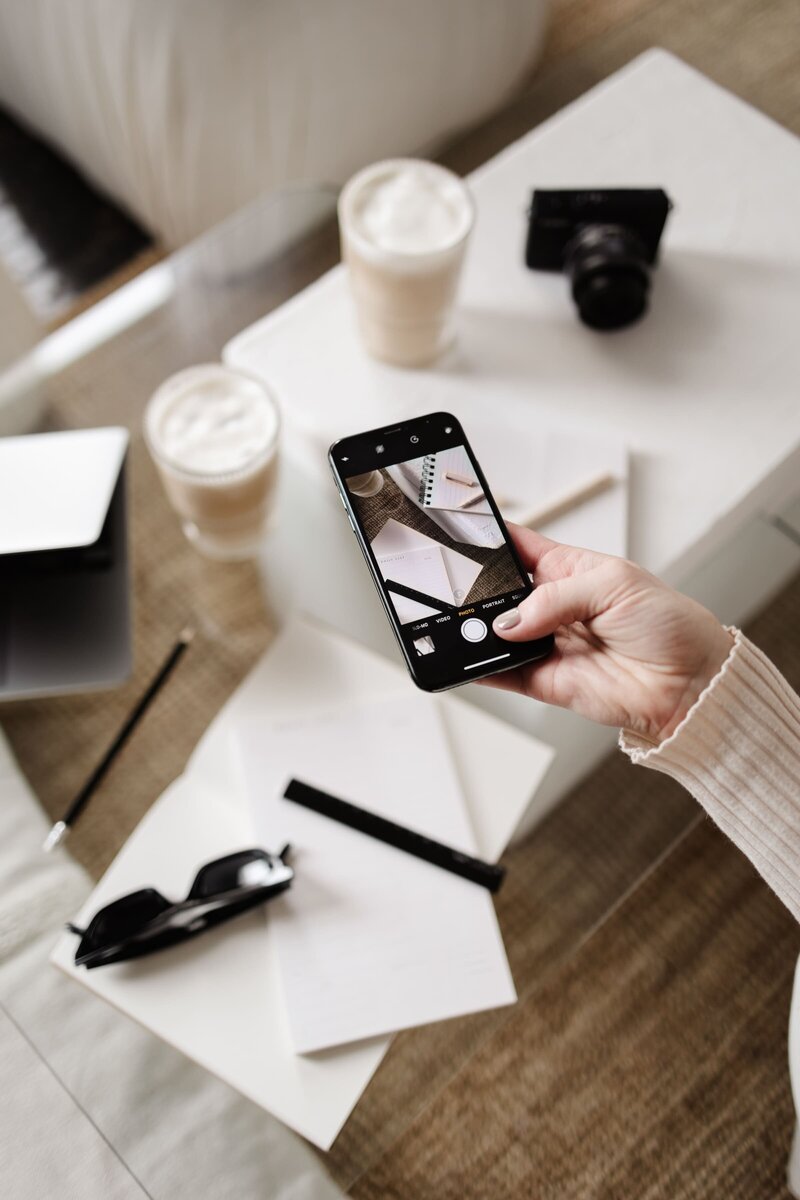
left=419, top=447, right=492, bottom=515
left=389, top=461, right=504, bottom=549
left=236, top=695, right=516, bottom=1055
left=463, top=417, right=629, bottom=558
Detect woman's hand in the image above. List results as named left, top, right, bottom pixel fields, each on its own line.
left=484, top=527, right=734, bottom=742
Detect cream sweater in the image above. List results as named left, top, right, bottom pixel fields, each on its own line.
left=619, top=629, right=800, bottom=922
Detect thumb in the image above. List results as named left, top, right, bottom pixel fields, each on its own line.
left=492, top=570, right=609, bottom=642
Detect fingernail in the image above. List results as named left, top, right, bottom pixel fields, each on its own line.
left=494, top=608, right=520, bottom=632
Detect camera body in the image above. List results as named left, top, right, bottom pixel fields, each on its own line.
left=525, top=188, right=672, bottom=330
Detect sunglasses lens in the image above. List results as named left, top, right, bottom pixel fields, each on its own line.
left=82, top=889, right=171, bottom=952
left=188, top=850, right=275, bottom=899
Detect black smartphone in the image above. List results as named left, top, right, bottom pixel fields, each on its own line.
left=328, top=412, right=553, bottom=692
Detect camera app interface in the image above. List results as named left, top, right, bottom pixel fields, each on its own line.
left=345, top=442, right=530, bottom=683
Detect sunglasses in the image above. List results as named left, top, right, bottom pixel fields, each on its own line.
left=69, top=847, right=293, bottom=969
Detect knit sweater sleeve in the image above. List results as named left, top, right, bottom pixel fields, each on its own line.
left=619, top=629, right=800, bottom=922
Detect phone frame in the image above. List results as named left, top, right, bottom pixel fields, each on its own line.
left=328, top=411, right=553, bottom=692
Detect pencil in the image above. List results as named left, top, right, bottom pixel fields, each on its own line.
left=510, top=471, right=616, bottom=530
left=283, top=778, right=506, bottom=893
left=42, top=628, right=194, bottom=852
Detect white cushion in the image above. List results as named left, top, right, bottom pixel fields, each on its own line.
left=0, top=0, right=548, bottom=247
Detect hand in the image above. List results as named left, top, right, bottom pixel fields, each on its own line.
left=483, top=527, right=734, bottom=742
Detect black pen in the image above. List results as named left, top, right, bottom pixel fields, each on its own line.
left=42, top=628, right=194, bottom=852
left=283, top=778, right=506, bottom=893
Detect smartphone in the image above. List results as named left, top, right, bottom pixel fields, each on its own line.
left=328, top=412, right=553, bottom=692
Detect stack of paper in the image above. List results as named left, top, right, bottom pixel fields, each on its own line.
left=52, top=618, right=555, bottom=1149
left=237, top=695, right=515, bottom=1054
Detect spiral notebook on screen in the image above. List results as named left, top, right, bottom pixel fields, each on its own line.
left=389, top=462, right=503, bottom=550
left=418, top=448, right=492, bottom=515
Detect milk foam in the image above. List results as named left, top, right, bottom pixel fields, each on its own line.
left=351, top=164, right=471, bottom=256
left=147, top=368, right=278, bottom=477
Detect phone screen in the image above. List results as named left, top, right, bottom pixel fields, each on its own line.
left=330, top=413, right=552, bottom=691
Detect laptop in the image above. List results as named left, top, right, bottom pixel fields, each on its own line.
left=0, top=427, right=132, bottom=699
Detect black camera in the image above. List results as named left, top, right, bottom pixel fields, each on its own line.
left=525, top=188, right=672, bottom=330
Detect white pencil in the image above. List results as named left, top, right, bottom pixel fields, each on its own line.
left=507, top=471, right=616, bottom=530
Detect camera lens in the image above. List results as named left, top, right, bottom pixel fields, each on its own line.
left=410, top=435, right=419, bottom=444
left=564, top=224, right=650, bottom=331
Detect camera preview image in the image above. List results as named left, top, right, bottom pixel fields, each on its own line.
left=345, top=445, right=526, bottom=629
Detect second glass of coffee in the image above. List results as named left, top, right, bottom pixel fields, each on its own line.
left=338, top=159, right=475, bottom=368
left=144, top=364, right=280, bottom=561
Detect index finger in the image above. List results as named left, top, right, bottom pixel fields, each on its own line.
left=505, top=523, right=558, bottom=571
left=506, top=523, right=609, bottom=583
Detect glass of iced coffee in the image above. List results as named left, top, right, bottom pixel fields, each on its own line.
left=338, top=159, right=475, bottom=368
left=144, top=364, right=280, bottom=561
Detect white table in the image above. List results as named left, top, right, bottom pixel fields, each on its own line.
left=226, top=50, right=800, bottom=833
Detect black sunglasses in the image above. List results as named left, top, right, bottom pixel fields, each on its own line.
left=69, top=847, right=293, bottom=969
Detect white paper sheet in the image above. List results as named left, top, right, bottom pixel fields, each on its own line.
left=374, top=544, right=453, bottom=622
left=372, top=518, right=483, bottom=608
left=51, top=617, right=555, bottom=1149
left=237, top=696, right=516, bottom=1054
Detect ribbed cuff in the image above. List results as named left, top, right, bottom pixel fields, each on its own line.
left=620, top=629, right=800, bottom=922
